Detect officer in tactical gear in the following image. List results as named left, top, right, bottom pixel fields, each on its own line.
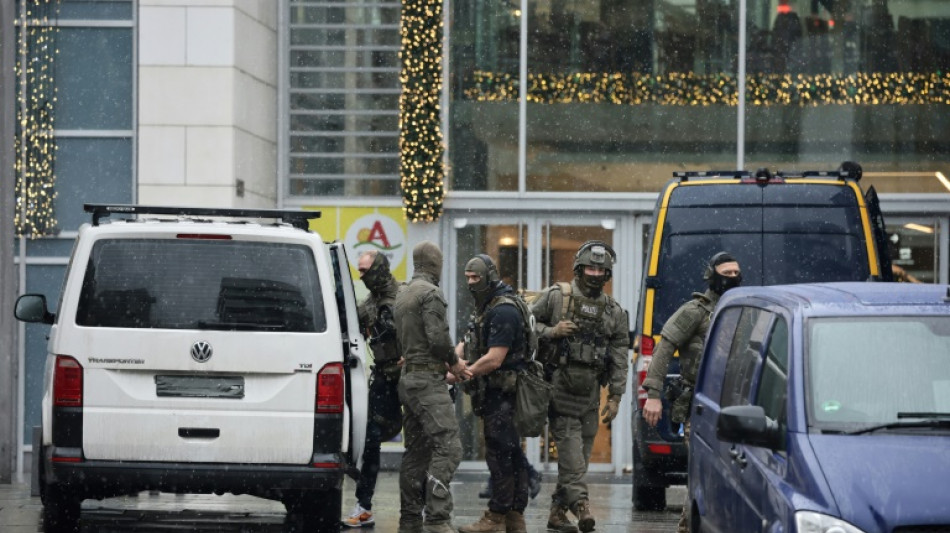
left=642, top=251, right=741, bottom=533
left=343, top=250, right=404, bottom=528
left=455, top=254, right=530, bottom=533
left=530, top=240, right=629, bottom=533
left=394, top=241, right=470, bottom=533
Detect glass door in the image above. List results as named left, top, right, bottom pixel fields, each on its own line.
left=449, top=215, right=623, bottom=471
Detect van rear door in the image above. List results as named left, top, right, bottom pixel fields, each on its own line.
left=329, top=242, right=368, bottom=472
left=864, top=186, right=894, bottom=281
left=69, top=236, right=333, bottom=464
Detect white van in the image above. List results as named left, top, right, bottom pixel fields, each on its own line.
left=15, top=204, right=368, bottom=533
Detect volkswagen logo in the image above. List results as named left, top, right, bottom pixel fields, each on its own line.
left=191, top=341, right=213, bottom=363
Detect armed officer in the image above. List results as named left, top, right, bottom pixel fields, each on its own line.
left=642, top=251, right=741, bottom=533
left=455, top=255, right=530, bottom=533
left=531, top=241, right=629, bottom=533
left=343, top=250, right=404, bottom=528
left=394, top=241, right=469, bottom=533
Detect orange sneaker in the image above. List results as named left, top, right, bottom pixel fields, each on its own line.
left=342, top=504, right=375, bottom=528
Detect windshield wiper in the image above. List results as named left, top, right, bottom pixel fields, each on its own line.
left=845, top=412, right=950, bottom=435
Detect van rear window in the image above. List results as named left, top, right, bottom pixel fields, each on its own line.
left=652, top=232, right=870, bottom=331
left=76, top=239, right=327, bottom=332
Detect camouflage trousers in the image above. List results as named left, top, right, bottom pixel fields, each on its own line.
left=678, top=420, right=692, bottom=533
left=398, top=372, right=462, bottom=528
left=548, top=408, right=599, bottom=510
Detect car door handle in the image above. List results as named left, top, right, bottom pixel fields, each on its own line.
left=729, top=445, right=747, bottom=468
left=179, top=427, right=220, bottom=439
left=695, top=404, right=704, bottom=415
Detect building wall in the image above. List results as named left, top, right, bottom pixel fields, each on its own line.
left=138, top=0, right=279, bottom=208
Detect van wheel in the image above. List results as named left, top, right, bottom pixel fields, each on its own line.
left=632, top=450, right=666, bottom=511
left=41, top=484, right=81, bottom=533
left=283, top=489, right=341, bottom=532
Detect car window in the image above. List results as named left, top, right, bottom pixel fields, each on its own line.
left=76, top=239, right=327, bottom=332
left=762, top=234, right=870, bottom=285
left=697, top=306, right=742, bottom=397
left=720, top=307, right=773, bottom=408
left=755, top=317, right=788, bottom=428
left=807, top=316, right=950, bottom=427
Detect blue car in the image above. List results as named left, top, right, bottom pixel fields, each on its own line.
left=689, top=282, right=950, bottom=533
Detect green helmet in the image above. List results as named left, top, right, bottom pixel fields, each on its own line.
left=573, top=240, right=616, bottom=279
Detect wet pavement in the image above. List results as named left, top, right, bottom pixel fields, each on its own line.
left=0, top=471, right=684, bottom=532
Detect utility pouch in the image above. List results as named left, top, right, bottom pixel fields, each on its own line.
left=463, top=376, right=487, bottom=416
left=487, top=370, right=518, bottom=393
left=556, top=364, right=598, bottom=396
left=514, top=361, right=553, bottom=438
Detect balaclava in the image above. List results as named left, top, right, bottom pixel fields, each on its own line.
left=464, top=254, right=501, bottom=309
left=705, top=251, right=742, bottom=296
left=412, top=240, right=443, bottom=284
left=360, top=251, right=393, bottom=294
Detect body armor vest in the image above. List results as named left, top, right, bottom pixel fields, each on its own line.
left=563, top=293, right=608, bottom=369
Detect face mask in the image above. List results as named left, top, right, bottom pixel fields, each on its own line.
left=710, top=272, right=742, bottom=295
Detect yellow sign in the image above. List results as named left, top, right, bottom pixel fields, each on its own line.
left=306, top=206, right=408, bottom=281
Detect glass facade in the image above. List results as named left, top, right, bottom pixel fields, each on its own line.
left=286, top=0, right=401, bottom=197
left=450, top=0, right=950, bottom=194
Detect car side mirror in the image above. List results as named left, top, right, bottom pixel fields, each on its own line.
left=717, top=405, right=781, bottom=449
left=14, top=294, right=55, bottom=324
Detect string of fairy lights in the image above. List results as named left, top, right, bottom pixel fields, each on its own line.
left=399, top=0, right=445, bottom=223
left=14, top=0, right=59, bottom=237
left=464, top=71, right=950, bottom=106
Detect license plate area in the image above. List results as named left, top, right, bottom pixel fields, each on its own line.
left=155, top=375, right=245, bottom=399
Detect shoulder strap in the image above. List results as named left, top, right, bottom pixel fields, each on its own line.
left=555, top=281, right=572, bottom=322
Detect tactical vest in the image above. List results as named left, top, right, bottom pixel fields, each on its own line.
left=464, top=294, right=530, bottom=397
left=563, top=293, right=609, bottom=370
left=550, top=288, right=616, bottom=417
left=368, top=286, right=403, bottom=380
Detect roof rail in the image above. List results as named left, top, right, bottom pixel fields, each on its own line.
left=83, top=204, right=321, bottom=231
left=673, top=170, right=751, bottom=182
left=777, top=170, right=848, bottom=180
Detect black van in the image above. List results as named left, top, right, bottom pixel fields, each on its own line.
left=631, top=167, right=892, bottom=510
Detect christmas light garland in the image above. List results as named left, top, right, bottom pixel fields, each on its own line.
left=464, top=71, right=950, bottom=106
left=399, top=0, right=445, bottom=222
left=14, top=0, right=59, bottom=237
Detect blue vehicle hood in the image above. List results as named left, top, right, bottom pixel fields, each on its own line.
left=809, top=434, right=950, bottom=529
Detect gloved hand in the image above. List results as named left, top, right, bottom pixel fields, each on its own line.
left=601, top=395, right=621, bottom=424
left=551, top=320, right=579, bottom=338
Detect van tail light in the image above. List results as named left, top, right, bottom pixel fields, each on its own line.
left=316, top=363, right=344, bottom=414
left=53, top=356, right=83, bottom=407
left=636, top=334, right=655, bottom=409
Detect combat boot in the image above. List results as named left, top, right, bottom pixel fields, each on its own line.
left=572, top=500, right=595, bottom=533
left=546, top=504, right=579, bottom=533
left=505, top=510, right=527, bottom=533
left=398, top=522, right=423, bottom=533
left=458, top=510, right=506, bottom=533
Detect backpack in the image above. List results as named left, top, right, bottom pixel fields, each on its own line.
left=518, top=282, right=572, bottom=367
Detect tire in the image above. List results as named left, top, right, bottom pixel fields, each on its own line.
left=41, top=483, right=81, bottom=533
left=283, top=489, right=342, bottom=533
left=632, top=446, right=666, bottom=511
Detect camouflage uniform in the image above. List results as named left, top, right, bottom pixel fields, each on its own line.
left=642, top=251, right=740, bottom=533
left=394, top=241, right=462, bottom=533
left=641, top=289, right=718, bottom=533
left=533, top=258, right=628, bottom=533
left=352, top=251, right=403, bottom=515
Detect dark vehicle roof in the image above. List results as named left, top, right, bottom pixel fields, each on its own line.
left=719, top=282, right=950, bottom=317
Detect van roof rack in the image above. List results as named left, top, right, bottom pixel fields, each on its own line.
left=673, top=170, right=751, bottom=181
left=84, top=204, right=321, bottom=231
left=777, top=170, right=849, bottom=180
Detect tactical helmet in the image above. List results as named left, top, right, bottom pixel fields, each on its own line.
left=573, top=240, right=616, bottom=279
left=464, top=254, right=500, bottom=294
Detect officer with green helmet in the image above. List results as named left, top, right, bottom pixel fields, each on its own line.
left=530, top=240, right=629, bottom=533
left=642, top=251, right=741, bottom=533
left=394, top=241, right=469, bottom=533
